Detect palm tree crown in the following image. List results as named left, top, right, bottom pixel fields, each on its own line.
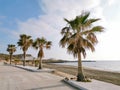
left=7, top=44, right=16, bottom=54
left=17, top=34, right=33, bottom=66
left=17, top=34, right=33, bottom=52
left=7, top=44, right=16, bottom=64
left=60, top=11, right=104, bottom=81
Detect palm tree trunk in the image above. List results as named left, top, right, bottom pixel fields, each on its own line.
left=23, top=51, right=26, bottom=66
left=77, top=51, right=85, bottom=81
left=10, top=54, right=12, bottom=64
left=38, top=57, right=42, bottom=69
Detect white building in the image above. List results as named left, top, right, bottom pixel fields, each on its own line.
left=18, top=54, right=35, bottom=61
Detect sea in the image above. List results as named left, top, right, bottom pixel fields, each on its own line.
left=56, top=61, right=120, bottom=72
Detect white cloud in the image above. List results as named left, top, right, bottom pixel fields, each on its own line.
left=39, top=0, right=101, bottom=19
left=0, top=15, right=6, bottom=19
left=12, top=0, right=107, bottom=60
left=17, top=18, right=56, bottom=39
left=40, top=0, right=100, bottom=13
left=107, top=0, right=117, bottom=6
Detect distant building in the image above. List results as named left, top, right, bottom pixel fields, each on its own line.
left=16, top=54, right=35, bottom=61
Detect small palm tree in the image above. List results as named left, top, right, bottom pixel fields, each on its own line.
left=60, top=11, right=104, bottom=81
left=7, top=44, right=16, bottom=64
left=33, top=37, right=52, bottom=69
left=17, top=34, right=33, bottom=66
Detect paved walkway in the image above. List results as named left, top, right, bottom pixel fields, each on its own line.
left=0, top=62, right=76, bottom=90
left=64, top=79, right=120, bottom=90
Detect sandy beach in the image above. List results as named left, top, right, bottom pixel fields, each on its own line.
left=43, top=63, right=120, bottom=86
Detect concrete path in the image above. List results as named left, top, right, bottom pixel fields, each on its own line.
left=0, top=62, right=76, bottom=90
left=64, top=78, right=120, bottom=90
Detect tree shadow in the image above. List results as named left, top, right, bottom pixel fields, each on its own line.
left=26, top=83, right=66, bottom=90
left=26, top=80, right=78, bottom=90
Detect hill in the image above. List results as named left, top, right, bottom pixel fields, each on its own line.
left=0, top=53, right=32, bottom=60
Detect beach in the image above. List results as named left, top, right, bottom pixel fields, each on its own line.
left=43, top=63, right=120, bottom=86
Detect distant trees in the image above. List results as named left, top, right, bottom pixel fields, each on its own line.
left=17, top=34, right=33, bottom=66
left=60, top=12, right=104, bottom=81
left=7, top=44, right=16, bottom=64
left=16, top=34, right=52, bottom=68
left=33, top=37, right=52, bottom=69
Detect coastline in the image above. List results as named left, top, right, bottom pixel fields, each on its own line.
left=43, top=63, right=120, bottom=86
left=56, top=61, right=120, bottom=73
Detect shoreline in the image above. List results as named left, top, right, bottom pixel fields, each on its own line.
left=57, top=62, right=120, bottom=73
left=83, top=66, right=120, bottom=74
left=56, top=61, right=120, bottom=73
left=43, top=63, right=120, bottom=86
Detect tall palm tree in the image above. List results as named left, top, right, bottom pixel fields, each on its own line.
left=33, top=37, right=52, bottom=69
left=7, top=44, right=16, bottom=64
left=60, top=12, right=104, bottom=81
left=17, top=34, right=33, bottom=66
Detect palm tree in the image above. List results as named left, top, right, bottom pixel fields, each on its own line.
left=60, top=12, right=104, bottom=81
left=33, top=37, right=52, bottom=69
left=17, top=34, right=33, bottom=66
left=7, top=44, right=16, bottom=64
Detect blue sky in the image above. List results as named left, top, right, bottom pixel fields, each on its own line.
left=0, top=0, right=120, bottom=60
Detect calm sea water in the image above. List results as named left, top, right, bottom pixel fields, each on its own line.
left=56, top=61, right=120, bottom=72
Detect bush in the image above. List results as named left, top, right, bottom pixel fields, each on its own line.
left=34, top=60, right=39, bottom=67
left=14, top=59, right=20, bottom=65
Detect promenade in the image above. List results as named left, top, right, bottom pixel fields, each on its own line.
left=1, top=61, right=120, bottom=90
left=0, top=62, right=76, bottom=90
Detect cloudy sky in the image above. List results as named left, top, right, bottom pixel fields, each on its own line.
left=0, top=0, right=120, bottom=61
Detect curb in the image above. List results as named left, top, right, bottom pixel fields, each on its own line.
left=63, top=79, right=88, bottom=90
left=10, top=64, right=55, bottom=72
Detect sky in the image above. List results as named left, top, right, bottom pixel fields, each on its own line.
left=0, top=0, right=120, bottom=61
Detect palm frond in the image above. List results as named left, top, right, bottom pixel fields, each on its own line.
left=64, top=18, right=70, bottom=23
left=59, top=35, right=68, bottom=47
left=68, top=33, right=77, bottom=44
left=80, top=47, right=86, bottom=58
left=46, top=41, right=52, bottom=49
left=89, top=18, right=100, bottom=23
left=86, top=41, right=95, bottom=52
left=80, top=12, right=90, bottom=24
left=61, top=27, right=70, bottom=35
left=81, top=26, right=104, bottom=35
left=90, top=26, right=104, bottom=33
left=67, top=43, right=78, bottom=58
left=87, top=33, right=98, bottom=44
